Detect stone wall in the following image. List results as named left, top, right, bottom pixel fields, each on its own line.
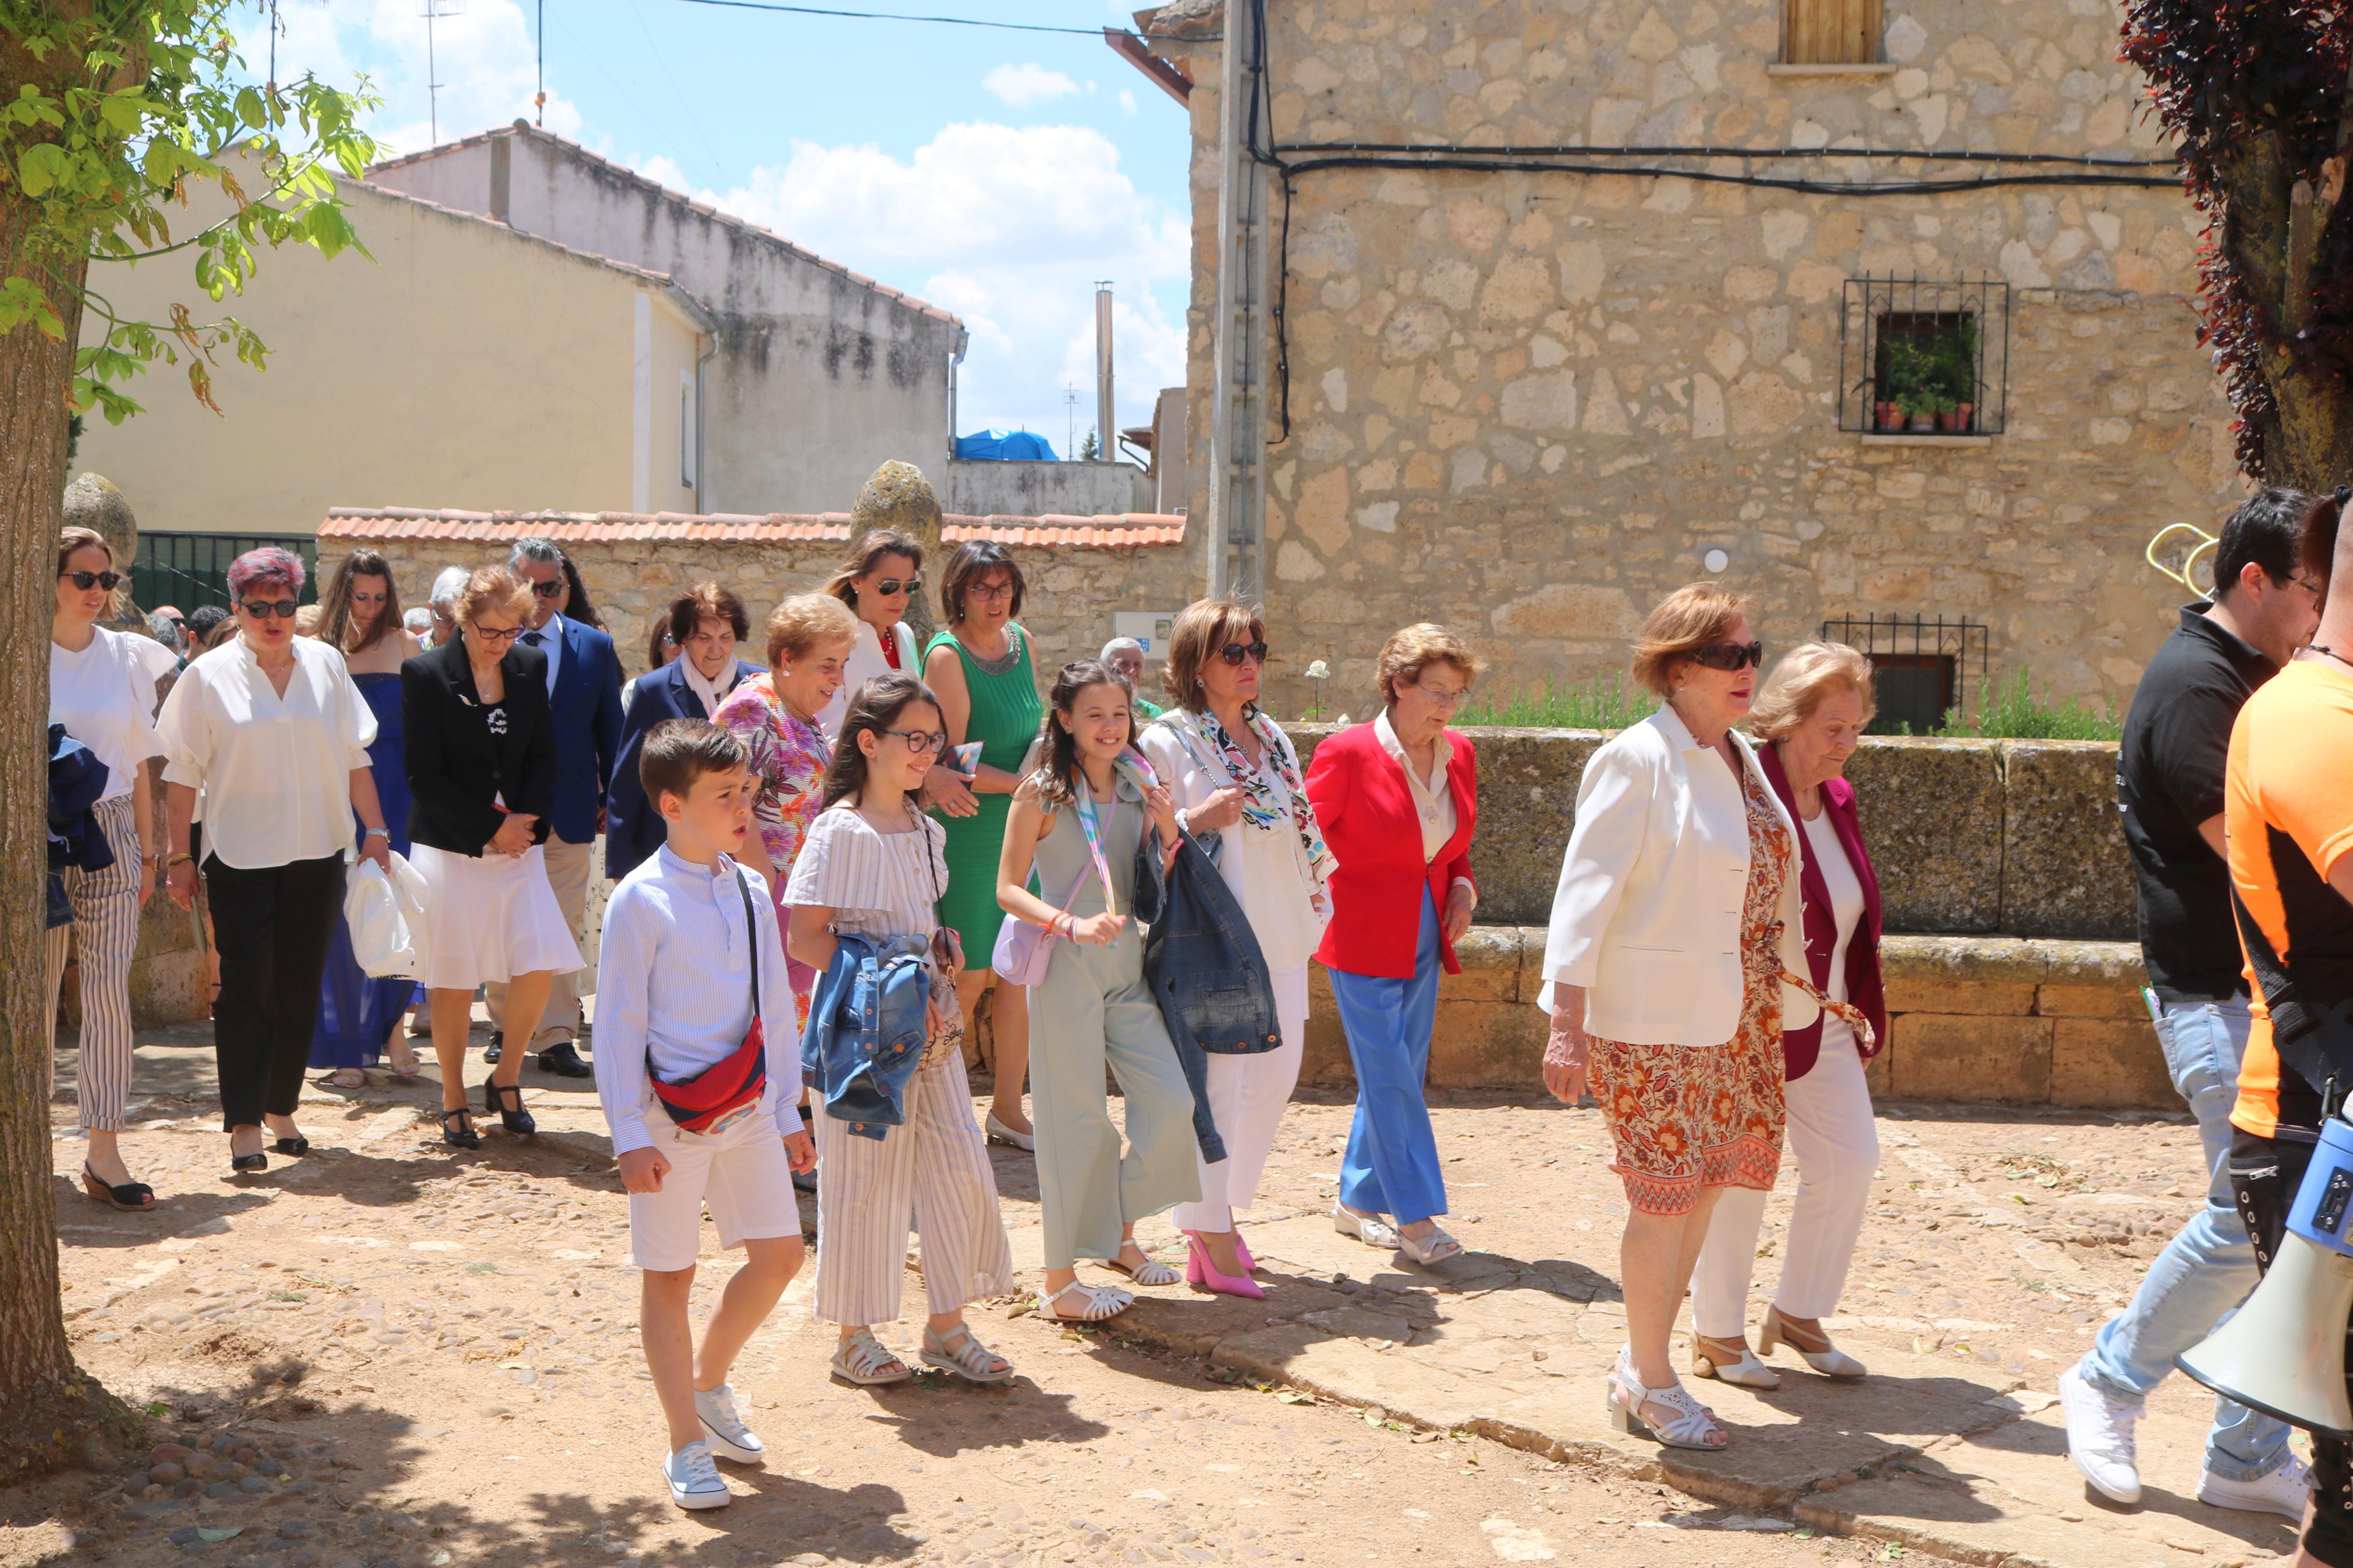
left=1298, top=930, right=2167, bottom=1108
left=946, top=461, right=1154, bottom=520
left=1148, top=0, right=2242, bottom=721
left=1289, top=725, right=2136, bottom=939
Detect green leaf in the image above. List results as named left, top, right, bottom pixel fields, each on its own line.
left=17, top=141, right=66, bottom=197
left=235, top=87, right=267, bottom=129
left=98, top=91, right=148, bottom=137
left=195, top=1527, right=244, bottom=1543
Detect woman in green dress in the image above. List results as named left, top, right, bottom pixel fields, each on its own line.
left=924, top=541, right=1044, bottom=1148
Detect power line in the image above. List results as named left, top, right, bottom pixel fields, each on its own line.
left=668, top=0, right=1215, bottom=42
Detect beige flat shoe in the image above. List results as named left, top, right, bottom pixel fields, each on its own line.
left=1692, top=1334, right=1783, bottom=1391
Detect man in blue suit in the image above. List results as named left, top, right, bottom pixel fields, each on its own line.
left=487, top=539, right=623, bottom=1079
left=605, top=582, right=761, bottom=881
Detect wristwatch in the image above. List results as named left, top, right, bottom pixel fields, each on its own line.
left=363, top=826, right=389, bottom=840
left=162, top=854, right=194, bottom=869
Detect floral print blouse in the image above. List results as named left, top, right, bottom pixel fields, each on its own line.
left=712, top=673, right=831, bottom=897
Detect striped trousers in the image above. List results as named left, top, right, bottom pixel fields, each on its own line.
left=812, top=1047, right=1013, bottom=1326
left=43, top=796, right=143, bottom=1133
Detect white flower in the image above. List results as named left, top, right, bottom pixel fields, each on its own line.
left=1305, top=660, right=1330, bottom=680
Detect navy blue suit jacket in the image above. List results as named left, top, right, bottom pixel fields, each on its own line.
left=605, top=656, right=761, bottom=881
left=526, top=615, right=623, bottom=845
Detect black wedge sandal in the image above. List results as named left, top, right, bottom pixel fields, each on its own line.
left=440, top=1107, right=481, bottom=1150
left=81, top=1163, right=156, bottom=1212
left=271, top=1134, right=310, bottom=1155
left=483, top=1078, right=535, bottom=1136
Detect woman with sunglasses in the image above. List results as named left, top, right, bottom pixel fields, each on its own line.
left=159, top=547, right=394, bottom=1176
left=1535, top=585, right=1851, bottom=1453
left=923, top=541, right=1044, bottom=1149
left=400, top=567, right=578, bottom=1150
left=307, top=549, right=427, bottom=1087
left=1137, top=600, right=1337, bottom=1297
left=816, top=530, right=933, bottom=744
left=47, top=526, right=179, bottom=1210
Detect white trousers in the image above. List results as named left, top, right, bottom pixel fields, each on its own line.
left=812, top=1047, right=1013, bottom=1326
left=1172, top=965, right=1307, bottom=1233
left=44, top=796, right=144, bottom=1133
left=1692, top=1031, right=1879, bottom=1338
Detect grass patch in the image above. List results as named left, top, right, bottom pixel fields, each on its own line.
left=1455, top=667, right=2124, bottom=740
left=1457, top=674, right=1653, bottom=730
left=1921, top=670, right=2123, bottom=741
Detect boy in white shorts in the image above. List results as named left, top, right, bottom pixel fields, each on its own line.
left=594, top=720, right=816, bottom=1510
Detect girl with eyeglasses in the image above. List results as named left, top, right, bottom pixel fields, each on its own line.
left=307, top=550, right=427, bottom=1088
left=400, top=567, right=578, bottom=1151
left=47, top=526, right=180, bottom=1210
left=1136, top=600, right=1337, bottom=1298
left=816, top=529, right=929, bottom=742
left=786, top=675, right=1015, bottom=1387
left=1535, top=584, right=1860, bottom=1453
left=158, top=547, right=394, bottom=1177
left=922, top=540, right=1045, bottom=1150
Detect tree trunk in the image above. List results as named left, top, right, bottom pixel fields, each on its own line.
left=0, top=180, right=139, bottom=1477
left=2215, top=126, right=2353, bottom=489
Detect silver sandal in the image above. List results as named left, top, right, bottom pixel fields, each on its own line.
left=1396, top=1226, right=1464, bottom=1266
left=1606, top=1361, right=1726, bottom=1450
left=829, top=1327, right=913, bottom=1385
left=1040, top=1279, right=1133, bottom=1322
left=921, top=1322, right=1015, bottom=1384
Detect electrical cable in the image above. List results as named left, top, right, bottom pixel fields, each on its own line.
left=668, top=0, right=1215, bottom=43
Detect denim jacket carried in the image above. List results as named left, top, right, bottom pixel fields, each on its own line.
left=1143, top=829, right=1283, bottom=1164
left=803, top=931, right=932, bottom=1141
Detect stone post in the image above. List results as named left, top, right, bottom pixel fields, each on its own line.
left=62, top=472, right=150, bottom=635
left=851, top=460, right=946, bottom=647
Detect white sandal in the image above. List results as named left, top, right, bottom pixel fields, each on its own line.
left=1396, top=1226, right=1463, bottom=1266
left=921, top=1323, right=1015, bottom=1384
left=1040, top=1279, right=1133, bottom=1322
left=1101, top=1244, right=1182, bottom=1288
left=1692, top=1335, right=1783, bottom=1391
left=1607, top=1361, right=1726, bottom=1450
left=1758, top=1306, right=1867, bottom=1379
left=829, top=1328, right=913, bottom=1386
left=1332, top=1201, right=1400, bottom=1250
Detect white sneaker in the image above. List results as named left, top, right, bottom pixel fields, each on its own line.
left=694, top=1382, right=763, bottom=1465
left=663, top=1441, right=732, bottom=1510
left=2059, top=1365, right=2143, bottom=1505
left=2198, top=1454, right=2313, bottom=1522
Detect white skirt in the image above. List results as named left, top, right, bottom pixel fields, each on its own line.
left=411, top=842, right=583, bottom=991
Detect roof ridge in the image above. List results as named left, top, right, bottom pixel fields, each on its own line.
left=367, top=122, right=961, bottom=331
left=345, top=177, right=714, bottom=305
left=319, top=506, right=1186, bottom=550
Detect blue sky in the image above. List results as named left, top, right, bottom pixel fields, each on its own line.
left=238, top=0, right=1194, bottom=453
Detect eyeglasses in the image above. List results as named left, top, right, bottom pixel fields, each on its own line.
left=60, top=570, right=122, bottom=592
left=872, top=577, right=920, bottom=598
left=240, top=599, right=301, bottom=620
left=966, top=580, right=1015, bottom=603
left=470, top=623, right=523, bottom=644
left=1218, top=640, right=1270, bottom=667
left=528, top=578, right=565, bottom=599
left=1689, top=641, right=1765, bottom=672
left=880, top=728, right=949, bottom=755
left=2290, top=573, right=2326, bottom=596
left=1414, top=683, right=1469, bottom=708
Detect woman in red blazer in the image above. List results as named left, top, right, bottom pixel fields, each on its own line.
left=1691, top=643, right=1888, bottom=1386
left=1303, top=624, right=1482, bottom=1267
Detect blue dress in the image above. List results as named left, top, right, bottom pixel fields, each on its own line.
left=310, top=672, right=417, bottom=1068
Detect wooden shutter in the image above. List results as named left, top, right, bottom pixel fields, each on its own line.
left=1782, top=0, right=1882, bottom=65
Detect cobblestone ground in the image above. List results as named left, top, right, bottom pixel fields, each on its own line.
left=1, top=1018, right=2287, bottom=1568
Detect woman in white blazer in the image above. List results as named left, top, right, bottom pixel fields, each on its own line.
left=1538, top=584, right=1823, bottom=1455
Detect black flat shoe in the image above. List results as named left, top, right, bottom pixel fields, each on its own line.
left=484, top=1078, right=535, bottom=1136
left=536, top=1041, right=593, bottom=1079
left=484, top=1030, right=502, bottom=1065
left=440, top=1107, right=480, bottom=1150
left=229, top=1151, right=268, bottom=1175
left=271, top=1135, right=309, bottom=1155
left=81, top=1163, right=156, bottom=1211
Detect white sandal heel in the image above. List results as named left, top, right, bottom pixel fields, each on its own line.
left=1332, top=1201, right=1401, bottom=1250
left=1692, top=1335, right=1783, bottom=1391
left=1606, top=1361, right=1727, bottom=1450
left=1040, top=1279, right=1134, bottom=1322
left=1397, top=1226, right=1463, bottom=1266
left=1759, top=1306, right=1866, bottom=1379
left=1101, top=1245, right=1183, bottom=1288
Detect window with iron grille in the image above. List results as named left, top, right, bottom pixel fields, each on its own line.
left=1783, top=0, right=1883, bottom=65
left=1837, top=277, right=2011, bottom=435
left=134, top=532, right=319, bottom=614
left=1819, top=614, right=1989, bottom=734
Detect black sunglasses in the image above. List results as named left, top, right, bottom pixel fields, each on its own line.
left=873, top=576, right=920, bottom=598
left=1690, top=641, right=1764, bottom=672
left=529, top=579, right=565, bottom=599
left=240, top=599, right=301, bottom=620
left=60, top=570, right=122, bottom=592
left=1218, top=640, right=1270, bottom=667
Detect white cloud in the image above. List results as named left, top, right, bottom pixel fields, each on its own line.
left=1119, top=88, right=1140, bottom=117
left=669, top=122, right=1189, bottom=442
left=982, top=62, right=1081, bottom=108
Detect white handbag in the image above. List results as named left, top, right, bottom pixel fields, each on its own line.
left=345, top=852, right=430, bottom=979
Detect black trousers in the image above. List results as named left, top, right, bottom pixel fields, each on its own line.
left=203, top=852, right=346, bottom=1132
left=2230, top=1128, right=2353, bottom=1566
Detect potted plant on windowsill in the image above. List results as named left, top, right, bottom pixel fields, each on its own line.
left=1900, top=389, right=1938, bottom=433
left=1873, top=395, right=1904, bottom=432
left=1935, top=397, right=1975, bottom=433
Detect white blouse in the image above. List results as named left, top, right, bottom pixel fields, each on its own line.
left=49, top=627, right=175, bottom=804
left=1801, top=805, right=1866, bottom=1058
left=155, top=637, right=377, bottom=870
left=1138, top=716, right=1326, bottom=974
left=817, top=617, right=921, bottom=738
left=784, top=802, right=947, bottom=945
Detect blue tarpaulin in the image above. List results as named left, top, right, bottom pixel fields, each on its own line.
left=955, top=429, right=1057, bottom=461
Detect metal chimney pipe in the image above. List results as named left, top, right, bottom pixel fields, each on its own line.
left=1094, top=282, right=1115, bottom=462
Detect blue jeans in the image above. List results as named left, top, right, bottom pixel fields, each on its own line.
left=2077, top=995, right=2290, bottom=1481
left=1329, top=891, right=1447, bottom=1226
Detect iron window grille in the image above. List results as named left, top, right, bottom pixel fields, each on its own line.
left=1819, top=613, right=1989, bottom=735
left=133, top=532, right=320, bottom=615
left=1837, top=276, right=2011, bottom=436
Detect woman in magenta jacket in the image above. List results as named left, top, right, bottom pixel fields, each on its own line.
left=1302, top=624, right=1482, bottom=1267
left=1690, top=642, right=1889, bottom=1388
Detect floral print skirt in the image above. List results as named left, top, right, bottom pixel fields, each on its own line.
left=1588, top=1019, right=1784, bottom=1218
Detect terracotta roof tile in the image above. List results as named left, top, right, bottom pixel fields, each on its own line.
left=318, top=507, right=1185, bottom=550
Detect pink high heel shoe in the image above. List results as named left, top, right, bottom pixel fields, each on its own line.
left=1183, top=1231, right=1264, bottom=1299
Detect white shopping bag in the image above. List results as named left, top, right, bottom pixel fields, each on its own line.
left=345, top=852, right=430, bottom=979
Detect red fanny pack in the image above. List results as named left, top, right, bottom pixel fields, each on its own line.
left=650, top=869, right=769, bottom=1133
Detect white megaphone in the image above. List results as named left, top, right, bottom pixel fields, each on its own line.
left=2176, top=1114, right=2353, bottom=1438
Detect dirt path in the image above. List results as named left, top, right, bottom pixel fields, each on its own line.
left=2, top=1022, right=2274, bottom=1568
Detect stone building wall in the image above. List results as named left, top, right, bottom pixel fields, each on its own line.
left=1148, top=0, right=2240, bottom=718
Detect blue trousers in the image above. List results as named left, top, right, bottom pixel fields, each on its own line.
left=1328, top=890, right=1448, bottom=1225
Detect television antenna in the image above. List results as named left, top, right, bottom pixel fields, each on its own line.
left=1064, top=383, right=1079, bottom=459
left=421, top=0, right=467, bottom=146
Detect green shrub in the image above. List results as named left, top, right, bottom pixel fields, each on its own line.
left=1451, top=667, right=2121, bottom=741
left=1457, top=674, right=1653, bottom=730
left=1929, top=669, right=2123, bottom=741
